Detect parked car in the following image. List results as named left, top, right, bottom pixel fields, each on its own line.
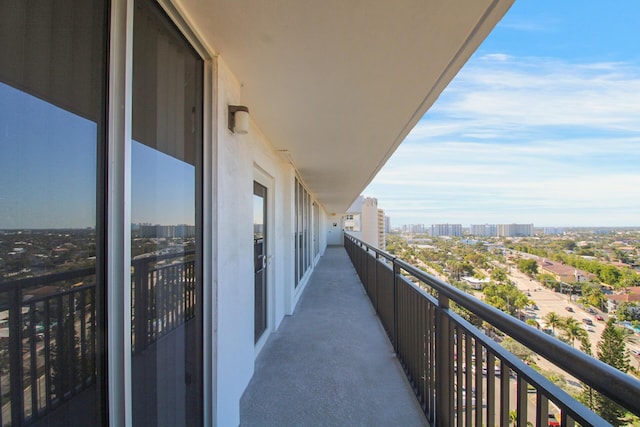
left=582, top=318, right=593, bottom=326
left=586, top=307, right=596, bottom=314
left=595, top=315, right=605, bottom=321
left=565, top=306, right=574, bottom=312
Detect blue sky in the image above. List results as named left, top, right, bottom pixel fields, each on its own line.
left=0, top=83, right=97, bottom=229
left=365, top=1, right=640, bottom=228
left=0, top=83, right=195, bottom=229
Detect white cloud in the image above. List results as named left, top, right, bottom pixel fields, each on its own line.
left=367, top=56, right=640, bottom=227
left=432, top=57, right=640, bottom=133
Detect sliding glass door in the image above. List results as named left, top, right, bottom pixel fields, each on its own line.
left=131, top=1, right=203, bottom=425
left=0, top=0, right=108, bottom=425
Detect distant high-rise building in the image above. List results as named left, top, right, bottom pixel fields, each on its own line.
left=497, top=223, right=533, bottom=237
left=384, top=215, right=391, bottom=234
left=430, top=223, right=462, bottom=237
left=377, top=209, right=386, bottom=249
left=344, top=196, right=386, bottom=249
left=544, top=227, right=565, bottom=235
left=138, top=224, right=196, bottom=238
left=470, top=224, right=497, bottom=237
left=402, top=224, right=426, bottom=233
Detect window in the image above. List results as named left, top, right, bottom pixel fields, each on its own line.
left=0, top=0, right=108, bottom=424
left=294, top=178, right=314, bottom=286
left=131, top=0, right=204, bottom=424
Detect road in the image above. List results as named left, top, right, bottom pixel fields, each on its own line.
left=506, top=265, right=640, bottom=372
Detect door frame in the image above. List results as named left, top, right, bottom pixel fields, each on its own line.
left=253, top=165, right=275, bottom=355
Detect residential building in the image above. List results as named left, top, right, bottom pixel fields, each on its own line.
left=10, top=1, right=635, bottom=426
left=343, top=213, right=361, bottom=232
left=497, top=223, right=534, bottom=237
left=378, top=209, right=386, bottom=249
left=430, top=223, right=462, bottom=237
left=470, top=223, right=498, bottom=237
left=402, top=223, right=427, bottom=234
left=607, top=287, right=640, bottom=312
left=343, top=196, right=385, bottom=249
left=538, top=259, right=597, bottom=284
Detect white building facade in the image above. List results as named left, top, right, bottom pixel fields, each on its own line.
left=430, top=224, right=463, bottom=237
left=470, top=224, right=498, bottom=237
left=497, top=223, right=534, bottom=237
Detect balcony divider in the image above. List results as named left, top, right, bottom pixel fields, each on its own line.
left=344, top=233, right=640, bottom=427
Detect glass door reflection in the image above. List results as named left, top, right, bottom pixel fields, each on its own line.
left=253, top=182, right=267, bottom=343
left=130, top=0, right=203, bottom=425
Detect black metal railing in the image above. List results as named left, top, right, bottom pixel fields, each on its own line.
left=0, top=251, right=195, bottom=426
left=345, top=234, right=640, bottom=427
left=0, top=268, right=97, bottom=426
left=131, top=250, right=196, bottom=354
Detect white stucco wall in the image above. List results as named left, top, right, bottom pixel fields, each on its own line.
left=360, top=197, right=379, bottom=249
left=215, top=58, right=256, bottom=427
left=213, top=58, right=328, bottom=426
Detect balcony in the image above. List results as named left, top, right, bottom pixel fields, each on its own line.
left=242, top=237, right=640, bottom=427
left=240, top=246, right=428, bottom=426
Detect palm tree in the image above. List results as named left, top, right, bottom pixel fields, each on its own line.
left=561, top=317, right=586, bottom=347
left=509, top=410, right=518, bottom=427
left=543, top=311, right=562, bottom=335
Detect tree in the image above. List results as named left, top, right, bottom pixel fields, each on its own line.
left=599, top=265, right=622, bottom=288
left=579, top=283, right=607, bottom=311
left=483, top=283, right=530, bottom=315
left=517, top=258, right=538, bottom=277
left=543, top=311, right=562, bottom=335
left=490, top=268, right=508, bottom=284
left=616, top=302, right=640, bottom=322
left=620, top=269, right=640, bottom=288
left=501, top=337, right=535, bottom=362
left=526, top=318, right=539, bottom=329
left=560, top=317, right=586, bottom=347
left=595, top=319, right=630, bottom=426
left=578, top=336, right=596, bottom=411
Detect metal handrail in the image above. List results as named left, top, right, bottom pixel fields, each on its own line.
left=344, top=233, right=640, bottom=425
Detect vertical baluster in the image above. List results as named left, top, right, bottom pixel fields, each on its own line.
left=500, top=359, right=509, bottom=426
left=29, top=302, right=38, bottom=419
left=464, top=332, right=473, bottom=425
left=67, top=292, right=76, bottom=395
left=517, top=376, right=528, bottom=427
left=54, top=294, right=65, bottom=403
left=9, top=285, right=24, bottom=426
left=44, top=298, right=52, bottom=411
left=486, top=352, right=496, bottom=426
left=392, top=259, right=399, bottom=352
left=537, top=393, right=549, bottom=427
left=79, top=289, right=87, bottom=388
left=435, top=293, right=451, bottom=427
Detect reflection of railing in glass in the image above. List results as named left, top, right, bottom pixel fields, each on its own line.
left=0, top=268, right=96, bottom=426
left=131, top=251, right=196, bottom=354
left=0, top=251, right=195, bottom=425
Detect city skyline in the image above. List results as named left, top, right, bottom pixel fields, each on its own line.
left=365, top=1, right=640, bottom=228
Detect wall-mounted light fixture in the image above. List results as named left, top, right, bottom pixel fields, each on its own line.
left=228, top=105, right=250, bottom=134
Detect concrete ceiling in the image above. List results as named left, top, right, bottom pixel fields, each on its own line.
left=179, top=0, right=514, bottom=214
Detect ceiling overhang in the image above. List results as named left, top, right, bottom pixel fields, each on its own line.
left=178, top=0, right=514, bottom=214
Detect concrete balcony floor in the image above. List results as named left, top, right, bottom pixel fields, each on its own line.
left=240, top=246, right=428, bottom=426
